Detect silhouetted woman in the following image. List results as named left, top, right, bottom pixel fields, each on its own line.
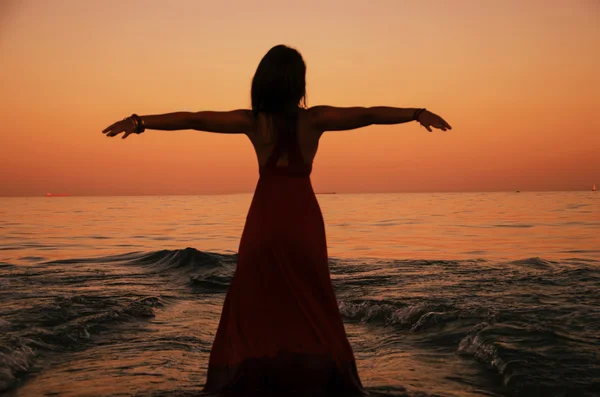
left=102, top=44, right=451, bottom=396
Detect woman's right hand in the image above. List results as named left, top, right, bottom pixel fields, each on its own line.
left=418, top=110, right=452, bottom=132
left=102, top=117, right=137, bottom=139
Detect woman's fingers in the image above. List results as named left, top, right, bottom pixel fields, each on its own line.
left=441, top=117, right=452, bottom=130
left=102, top=122, right=117, bottom=133
left=434, top=122, right=447, bottom=131
left=434, top=117, right=451, bottom=131
left=103, top=120, right=131, bottom=136
left=106, top=121, right=125, bottom=137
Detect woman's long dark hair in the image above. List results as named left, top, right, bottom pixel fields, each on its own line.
left=251, top=45, right=307, bottom=154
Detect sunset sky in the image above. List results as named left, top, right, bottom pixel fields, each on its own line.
left=1, top=0, right=598, bottom=196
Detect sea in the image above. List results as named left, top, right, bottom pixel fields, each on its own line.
left=1, top=192, right=598, bottom=397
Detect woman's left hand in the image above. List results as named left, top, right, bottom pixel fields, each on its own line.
left=102, top=117, right=137, bottom=139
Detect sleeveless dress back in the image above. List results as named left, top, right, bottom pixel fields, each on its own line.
left=203, top=121, right=366, bottom=396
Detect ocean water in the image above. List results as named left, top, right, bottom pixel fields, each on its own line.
left=0, top=192, right=599, bottom=397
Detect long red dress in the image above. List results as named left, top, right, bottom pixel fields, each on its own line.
left=203, top=124, right=366, bottom=396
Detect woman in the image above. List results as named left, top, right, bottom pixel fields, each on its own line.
left=102, top=44, right=451, bottom=396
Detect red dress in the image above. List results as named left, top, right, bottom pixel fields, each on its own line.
left=203, top=127, right=366, bottom=396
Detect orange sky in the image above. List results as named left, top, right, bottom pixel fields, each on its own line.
left=1, top=0, right=598, bottom=196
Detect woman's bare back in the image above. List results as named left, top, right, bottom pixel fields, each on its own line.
left=248, top=109, right=320, bottom=169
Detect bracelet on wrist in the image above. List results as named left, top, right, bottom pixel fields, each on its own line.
left=130, top=114, right=146, bottom=134
left=413, top=108, right=426, bottom=122
left=129, top=117, right=138, bottom=131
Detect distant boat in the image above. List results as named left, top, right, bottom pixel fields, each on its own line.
left=316, top=192, right=336, bottom=195
left=45, top=193, right=69, bottom=197
left=593, top=184, right=597, bottom=192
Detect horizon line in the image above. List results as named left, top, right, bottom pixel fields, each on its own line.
left=0, top=189, right=596, bottom=198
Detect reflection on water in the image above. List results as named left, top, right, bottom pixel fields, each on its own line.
left=1, top=192, right=598, bottom=263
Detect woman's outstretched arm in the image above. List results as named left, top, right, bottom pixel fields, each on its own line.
left=102, top=110, right=255, bottom=139
left=308, top=106, right=451, bottom=133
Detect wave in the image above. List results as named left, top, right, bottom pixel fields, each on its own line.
left=43, top=246, right=235, bottom=268
left=0, top=335, right=36, bottom=392
left=43, top=247, right=238, bottom=288
left=457, top=321, right=600, bottom=396
left=338, top=300, right=486, bottom=331
left=333, top=255, right=600, bottom=397
left=3, top=248, right=599, bottom=396
left=0, top=248, right=240, bottom=393
left=504, top=257, right=557, bottom=268
left=0, top=294, right=164, bottom=393
left=339, top=296, right=599, bottom=396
